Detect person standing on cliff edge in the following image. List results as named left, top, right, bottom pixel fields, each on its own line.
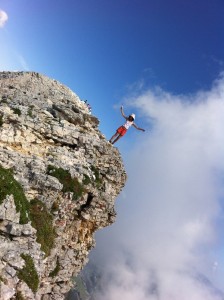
left=109, top=106, right=145, bottom=144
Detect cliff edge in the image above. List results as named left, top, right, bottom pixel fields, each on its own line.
left=0, top=72, right=127, bottom=300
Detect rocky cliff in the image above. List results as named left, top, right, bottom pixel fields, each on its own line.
left=0, top=72, right=126, bottom=300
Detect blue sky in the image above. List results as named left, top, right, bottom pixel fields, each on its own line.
left=1, top=0, right=224, bottom=139
left=1, top=1, right=224, bottom=299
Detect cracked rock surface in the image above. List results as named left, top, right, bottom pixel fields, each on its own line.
left=0, top=72, right=126, bottom=300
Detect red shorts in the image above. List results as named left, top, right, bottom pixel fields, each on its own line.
left=117, top=126, right=127, bottom=136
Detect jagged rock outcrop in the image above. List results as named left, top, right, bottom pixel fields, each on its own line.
left=0, top=72, right=127, bottom=300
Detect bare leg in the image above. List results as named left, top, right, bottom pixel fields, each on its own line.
left=111, top=134, right=122, bottom=144
left=109, top=132, right=119, bottom=143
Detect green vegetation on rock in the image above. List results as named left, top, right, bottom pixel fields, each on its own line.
left=82, top=174, right=91, bottom=185
left=47, top=165, right=85, bottom=200
left=0, top=165, right=30, bottom=224
left=28, top=105, right=34, bottom=117
left=15, top=291, right=26, bottom=300
left=51, top=200, right=59, bottom=212
left=0, top=275, right=6, bottom=284
left=12, top=107, right=22, bottom=116
left=91, top=165, right=102, bottom=187
left=49, top=258, right=60, bottom=277
left=0, top=115, right=3, bottom=126
left=82, top=165, right=102, bottom=187
left=17, top=254, right=39, bottom=293
left=29, top=198, right=55, bottom=257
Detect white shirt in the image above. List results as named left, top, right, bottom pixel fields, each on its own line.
left=123, top=120, right=133, bottom=130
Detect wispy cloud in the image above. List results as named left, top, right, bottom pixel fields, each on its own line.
left=17, top=54, right=30, bottom=71
left=90, top=74, right=224, bottom=299
left=0, top=10, right=8, bottom=28
left=0, top=50, right=30, bottom=71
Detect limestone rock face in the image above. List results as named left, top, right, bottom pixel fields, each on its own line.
left=0, top=72, right=126, bottom=299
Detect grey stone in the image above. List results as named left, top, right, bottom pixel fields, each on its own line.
left=0, top=71, right=127, bottom=300
left=0, top=282, right=15, bottom=300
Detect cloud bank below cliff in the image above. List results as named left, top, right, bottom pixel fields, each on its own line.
left=91, top=74, right=224, bottom=300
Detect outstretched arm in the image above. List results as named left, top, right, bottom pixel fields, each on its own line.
left=133, top=123, right=145, bottom=132
left=120, top=106, right=128, bottom=120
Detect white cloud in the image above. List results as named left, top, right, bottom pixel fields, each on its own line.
left=0, top=10, right=8, bottom=28
left=17, top=54, right=30, bottom=71
left=90, top=74, right=224, bottom=299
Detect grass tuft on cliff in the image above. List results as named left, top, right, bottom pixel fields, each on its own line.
left=12, top=107, right=22, bottom=116
left=15, top=291, right=26, bottom=300
left=49, top=258, right=60, bottom=277
left=0, top=165, right=30, bottom=224
left=91, top=165, right=102, bottom=187
left=82, top=165, right=102, bottom=187
left=0, top=115, right=3, bottom=126
left=29, top=198, right=56, bottom=257
left=47, top=165, right=85, bottom=200
left=17, top=253, right=39, bottom=293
